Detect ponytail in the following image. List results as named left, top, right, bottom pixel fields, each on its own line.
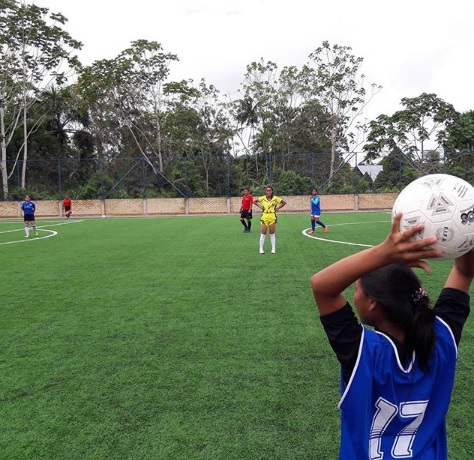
left=407, top=289, right=436, bottom=371
left=360, top=264, right=436, bottom=371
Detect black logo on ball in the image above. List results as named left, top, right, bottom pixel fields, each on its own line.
left=460, top=207, right=474, bottom=225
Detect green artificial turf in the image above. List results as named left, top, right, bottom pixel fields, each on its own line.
left=0, top=213, right=472, bottom=459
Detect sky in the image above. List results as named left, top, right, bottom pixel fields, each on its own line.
left=37, top=0, right=474, bottom=125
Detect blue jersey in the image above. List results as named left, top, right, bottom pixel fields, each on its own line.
left=310, top=196, right=321, bottom=215
left=21, top=200, right=36, bottom=215
left=339, top=318, right=457, bottom=460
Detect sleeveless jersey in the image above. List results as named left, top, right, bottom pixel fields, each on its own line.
left=339, top=318, right=457, bottom=459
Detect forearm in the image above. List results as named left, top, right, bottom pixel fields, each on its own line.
left=311, top=214, right=441, bottom=316
left=311, top=246, right=387, bottom=302
left=445, top=249, right=474, bottom=293
left=276, top=201, right=286, bottom=211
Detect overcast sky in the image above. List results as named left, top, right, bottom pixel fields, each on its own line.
left=38, top=0, right=474, bottom=124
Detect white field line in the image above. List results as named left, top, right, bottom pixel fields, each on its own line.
left=302, top=220, right=391, bottom=248
left=0, top=220, right=84, bottom=245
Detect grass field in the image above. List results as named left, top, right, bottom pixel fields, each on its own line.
left=0, top=212, right=473, bottom=460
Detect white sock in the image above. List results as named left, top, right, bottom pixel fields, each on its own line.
left=260, top=234, right=266, bottom=251
left=270, top=234, right=276, bottom=251
left=25, top=226, right=29, bottom=236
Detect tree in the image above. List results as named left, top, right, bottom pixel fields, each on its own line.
left=443, top=110, right=474, bottom=151
left=160, top=80, right=232, bottom=196
left=189, top=80, right=233, bottom=195
left=0, top=0, right=81, bottom=198
left=78, top=40, right=192, bottom=172
left=364, top=93, right=458, bottom=172
left=274, top=169, right=312, bottom=195
left=301, top=41, right=381, bottom=184
left=441, top=110, right=474, bottom=183
left=233, top=59, right=279, bottom=156
left=78, top=40, right=236, bottom=197
left=372, top=149, right=419, bottom=191
left=231, top=59, right=334, bottom=185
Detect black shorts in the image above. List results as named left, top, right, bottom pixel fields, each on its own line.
left=24, top=214, right=35, bottom=222
left=240, top=210, right=252, bottom=219
left=64, top=206, right=71, bottom=212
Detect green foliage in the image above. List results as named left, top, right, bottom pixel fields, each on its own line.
left=353, top=174, right=374, bottom=193
left=73, top=171, right=114, bottom=199
left=444, top=110, right=474, bottom=150
left=165, top=158, right=205, bottom=198
left=273, top=169, right=312, bottom=195
left=0, top=0, right=83, bottom=196
left=371, top=150, right=419, bottom=190
left=445, top=153, right=474, bottom=185
left=364, top=93, right=458, bottom=164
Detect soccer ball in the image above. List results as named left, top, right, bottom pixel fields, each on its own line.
left=392, top=174, right=474, bottom=261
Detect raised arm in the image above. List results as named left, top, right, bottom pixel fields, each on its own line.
left=444, top=248, right=474, bottom=294
left=311, top=213, right=442, bottom=316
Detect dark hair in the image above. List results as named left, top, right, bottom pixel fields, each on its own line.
left=265, top=185, right=274, bottom=198
left=360, top=264, right=435, bottom=370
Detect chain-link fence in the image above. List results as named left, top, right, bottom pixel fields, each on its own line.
left=2, top=150, right=472, bottom=200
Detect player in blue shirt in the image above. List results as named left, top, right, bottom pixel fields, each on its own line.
left=21, top=195, right=38, bottom=237
left=309, top=188, right=327, bottom=234
left=311, top=213, right=473, bottom=459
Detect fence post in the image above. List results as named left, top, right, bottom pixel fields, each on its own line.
left=141, top=157, right=147, bottom=198
left=57, top=158, right=62, bottom=197
left=184, top=157, right=189, bottom=198
left=226, top=154, right=231, bottom=197
left=100, top=157, right=104, bottom=198
left=268, top=153, right=273, bottom=184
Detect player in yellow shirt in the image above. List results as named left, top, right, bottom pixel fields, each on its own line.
left=253, top=185, right=287, bottom=254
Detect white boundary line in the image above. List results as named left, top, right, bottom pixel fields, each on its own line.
left=0, top=220, right=84, bottom=246
left=302, top=220, right=391, bottom=248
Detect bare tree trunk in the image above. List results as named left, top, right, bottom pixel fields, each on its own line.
left=0, top=102, right=8, bottom=198
left=155, top=117, right=164, bottom=173
left=21, top=22, right=27, bottom=190
left=329, top=122, right=337, bottom=187
left=21, top=103, right=27, bottom=188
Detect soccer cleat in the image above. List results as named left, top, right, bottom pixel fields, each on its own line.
left=309, top=230, right=314, bottom=234
left=324, top=226, right=328, bottom=233
left=259, top=248, right=265, bottom=254
left=271, top=249, right=276, bottom=254
left=25, top=235, right=29, bottom=238
left=35, top=231, right=39, bottom=236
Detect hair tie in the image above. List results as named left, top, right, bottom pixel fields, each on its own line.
left=412, top=287, right=428, bottom=305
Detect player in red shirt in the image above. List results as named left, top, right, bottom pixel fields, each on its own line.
left=240, top=188, right=253, bottom=233
left=63, top=197, right=72, bottom=219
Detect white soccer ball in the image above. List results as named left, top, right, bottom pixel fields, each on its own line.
left=392, top=173, right=474, bottom=260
